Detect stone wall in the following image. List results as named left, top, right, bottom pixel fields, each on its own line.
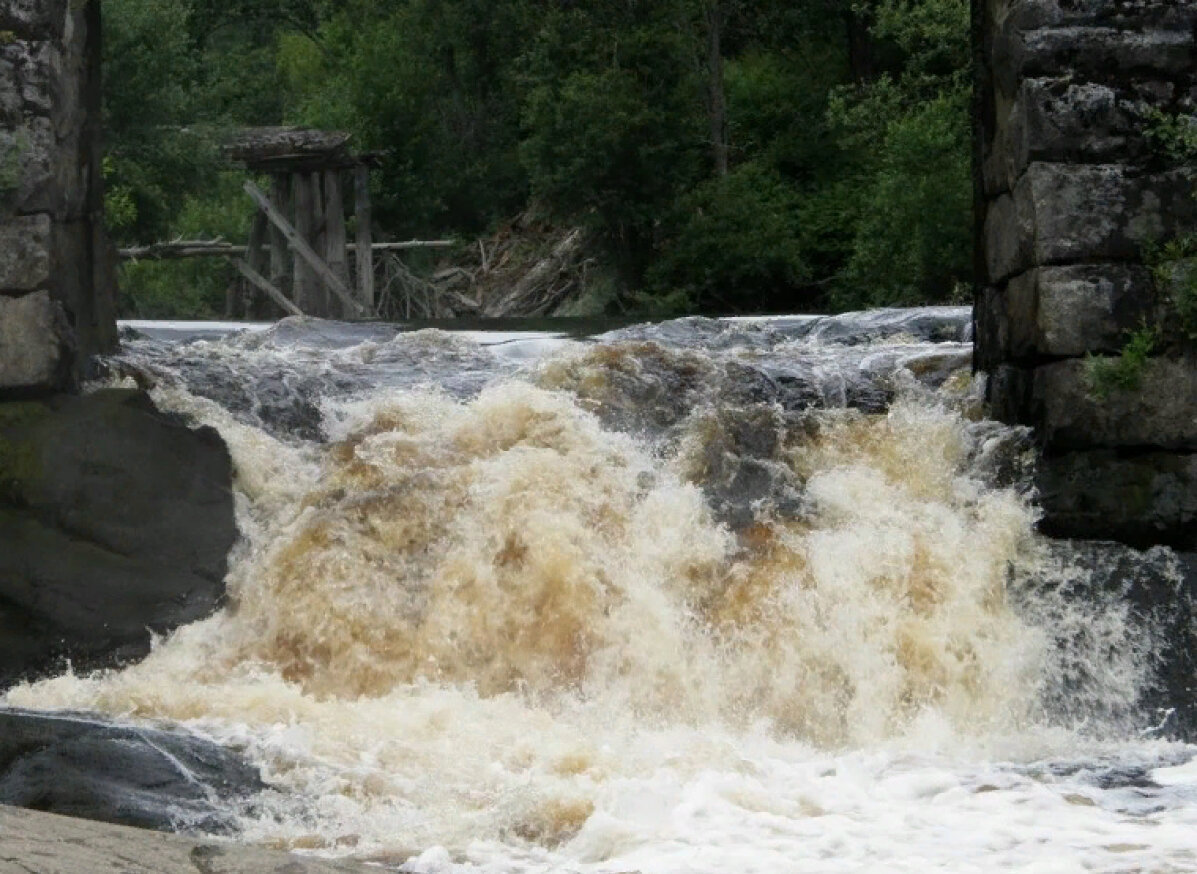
left=0, top=0, right=116, bottom=396
left=975, top=0, right=1197, bottom=549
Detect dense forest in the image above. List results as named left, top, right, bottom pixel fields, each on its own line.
left=103, top=0, right=972, bottom=318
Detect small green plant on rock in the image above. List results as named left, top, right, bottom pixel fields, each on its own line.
left=1144, top=108, right=1197, bottom=164
left=1085, top=325, right=1157, bottom=399
left=1145, top=234, right=1197, bottom=342
left=1088, top=109, right=1197, bottom=400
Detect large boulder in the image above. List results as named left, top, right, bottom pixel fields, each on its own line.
left=0, top=389, right=237, bottom=686
left=0, top=709, right=263, bottom=833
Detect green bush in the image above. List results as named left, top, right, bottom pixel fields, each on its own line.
left=1085, top=327, right=1158, bottom=399
left=648, top=162, right=808, bottom=313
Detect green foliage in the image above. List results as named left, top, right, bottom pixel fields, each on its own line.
left=1085, top=327, right=1158, bottom=399
left=119, top=170, right=252, bottom=318
left=828, top=80, right=972, bottom=308
left=649, top=162, right=807, bottom=312
left=0, top=128, right=30, bottom=192
left=103, top=0, right=978, bottom=318
left=1146, top=235, right=1197, bottom=343
left=1143, top=109, right=1197, bottom=165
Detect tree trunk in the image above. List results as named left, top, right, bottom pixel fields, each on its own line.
left=846, top=5, right=876, bottom=84
left=705, top=1, right=729, bottom=177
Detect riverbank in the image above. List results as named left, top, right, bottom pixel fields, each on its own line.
left=0, top=806, right=375, bottom=874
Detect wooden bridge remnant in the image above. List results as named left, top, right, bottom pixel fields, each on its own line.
left=225, top=127, right=377, bottom=319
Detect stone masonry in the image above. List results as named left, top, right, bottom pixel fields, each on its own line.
left=0, top=0, right=116, bottom=396
left=975, top=0, right=1197, bottom=549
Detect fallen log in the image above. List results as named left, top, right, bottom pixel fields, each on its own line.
left=118, top=240, right=455, bottom=260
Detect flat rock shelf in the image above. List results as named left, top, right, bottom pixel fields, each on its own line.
left=0, top=806, right=375, bottom=874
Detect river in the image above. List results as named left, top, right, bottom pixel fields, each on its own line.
left=5, top=308, right=1196, bottom=872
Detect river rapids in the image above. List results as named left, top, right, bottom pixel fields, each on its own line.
left=5, top=308, right=1197, bottom=872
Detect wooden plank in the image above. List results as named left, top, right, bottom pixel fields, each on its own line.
left=288, top=174, right=320, bottom=314
left=310, top=171, right=329, bottom=315
left=366, top=240, right=453, bottom=251
left=246, top=179, right=366, bottom=317
left=323, top=170, right=351, bottom=319
left=232, top=257, right=305, bottom=317
left=247, top=211, right=269, bottom=273
left=354, top=165, right=374, bottom=312
left=116, top=240, right=455, bottom=261
left=269, top=175, right=293, bottom=311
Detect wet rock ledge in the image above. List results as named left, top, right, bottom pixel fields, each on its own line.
left=0, top=389, right=237, bottom=686
left=0, top=805, right=373, bottom=874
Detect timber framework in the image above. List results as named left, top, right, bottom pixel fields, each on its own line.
left=121, top=127, right=452, bottom=320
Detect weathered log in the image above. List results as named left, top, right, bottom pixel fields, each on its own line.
left=117, top=240, right=454, bottom=261
left=268, top=175, right=293, bottom=305
left=323, top=170, right=349, bottom=318
left=245, top=181, right=368, bottom=318
left=482, top=228, right=584, bottom=317
left=118, top=241, right=246, bottom=259
left=232, top=258, right=304, bottom=317
left=224, top=126, right=351, bottom=164
left=290, top=173, right=319, bottom=313
left=354, top=164, right=374, bottom=311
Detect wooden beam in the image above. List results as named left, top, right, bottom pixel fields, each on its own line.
left=323, top=170, right=351, bottom=319
left=367, top=240, right=453, bottom=251
left=312, top=171, right=330, bottom=314
left=289, top=174, right=319, bottom=313
left=232, top=258, right=304, bottom=317
left=269, top=174, right=292, bottom=314
left=117, top=240, right=456, bottom=261
left=246, top=179, right=367, bottom=318
left=354, top=165, right=374, bottom=312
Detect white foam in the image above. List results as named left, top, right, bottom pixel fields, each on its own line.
left=6, top=361, right=1193, bottom=872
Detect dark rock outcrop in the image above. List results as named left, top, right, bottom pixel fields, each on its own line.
left=0, top=709, right=264, bottom=833
left=0, top=389, right=237, bottom=687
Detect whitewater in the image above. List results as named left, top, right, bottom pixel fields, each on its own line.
left=5, top=309, right=1196, bottom=873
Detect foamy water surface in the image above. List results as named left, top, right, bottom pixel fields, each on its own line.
left=6, top=312, right=1196, bottom=873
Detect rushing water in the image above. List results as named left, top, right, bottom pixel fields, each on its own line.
left=6, top=308, right=1197, bottom=872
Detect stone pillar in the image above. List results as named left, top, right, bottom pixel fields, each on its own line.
left=975, top=0, right=1197, bottom=549
left=0, top=0, right=117, bottom=396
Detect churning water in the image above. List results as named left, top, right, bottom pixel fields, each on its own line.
left=6, top=309, right=1197, bottom=872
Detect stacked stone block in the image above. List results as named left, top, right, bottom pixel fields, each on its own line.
left=0, top=0, right=116, bottom=396
left=975, top=0, right=1197, bottom=548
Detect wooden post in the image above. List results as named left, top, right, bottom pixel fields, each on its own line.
left=323, top=171, right=350, bottom=314
left=243, top=180, right=367, bottom=317
left=354, top=165, right=374, bottom=313
left=309, top=171, right=329, bottom=316
left=243, top=211, right=268, bottom=316
left=269, top=174, right=292, bottom=316
left=291, top=173, right=319, bottom=314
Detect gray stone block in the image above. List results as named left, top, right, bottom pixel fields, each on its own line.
left=986, top=78, right=1135, bottom=193
left=0, top=0, right=69, bottom=40
left=985, top=164, right=1197, bottom=283
left=1034, top=357, right=1197, bottom=450
left=0, top=289, right=72, bottom=395
left=0, top=214, right=50, bottom=291
left=1035, top=264, right=1155, bottom=357
left=1037, top=449, right=1197, bottom=549
left=1017, top=27, right=1194, bottom=79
